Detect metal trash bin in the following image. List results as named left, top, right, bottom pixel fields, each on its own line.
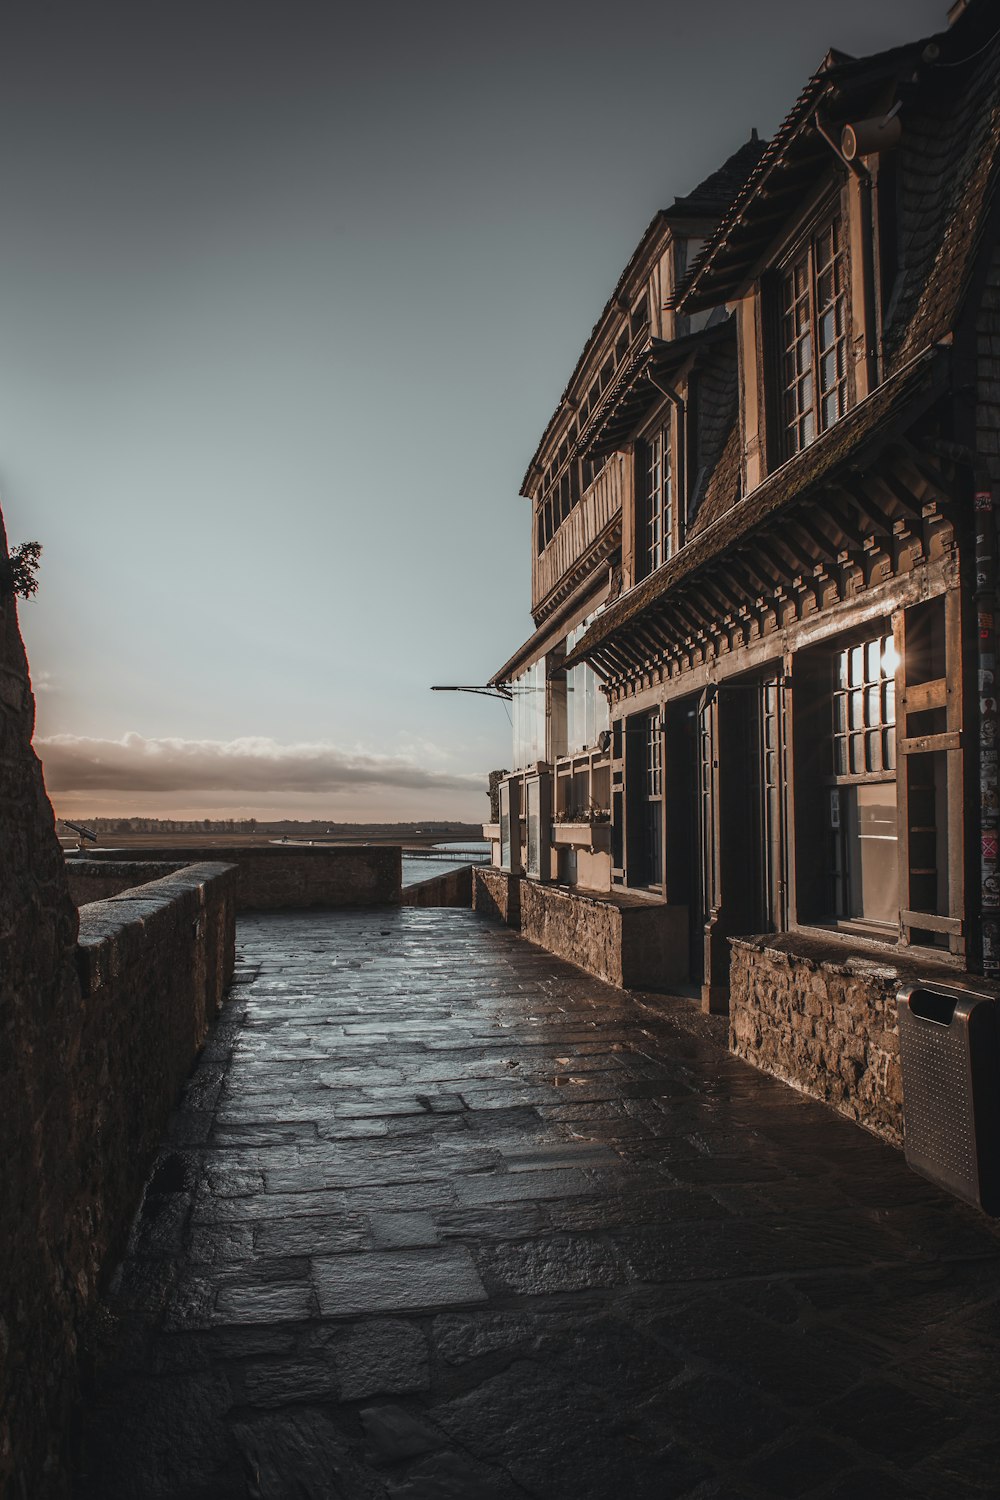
left=897, top=983, right=1000, bottom=1213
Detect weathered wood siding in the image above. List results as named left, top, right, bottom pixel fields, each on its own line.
left=532, top=456, right=625, bottom=615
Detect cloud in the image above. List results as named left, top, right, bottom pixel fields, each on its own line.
left=37, top=732, right=483, bottom=796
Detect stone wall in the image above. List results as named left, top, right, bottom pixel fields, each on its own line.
left=0, top=510, right=240, bottom=1498
left=473, top=865, right=521, bottom=926
left=74, top=861, right=237, bottom=1253
left=519, top=882, right=688, bottom=990
left=1, top=514, right=85, bottom=1498
left=727, top=934, right=957, bottom=1146
left=472, top=869, right=687, bottom=991
left=84, top=842, right=400, bottom=910
left=401, top=865, right=473, bottom=908
left=66, top=859, right=186, bottom=906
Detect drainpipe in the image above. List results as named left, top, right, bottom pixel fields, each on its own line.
left=647, top=372, right=687, bottom=546
left=975, top=486, right=1000, bottom=976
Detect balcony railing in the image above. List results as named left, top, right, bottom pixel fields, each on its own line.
left=532, top=457, right=625, bottom=616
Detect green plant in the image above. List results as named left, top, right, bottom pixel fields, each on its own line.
left=8, top=542, right=42, bottom=599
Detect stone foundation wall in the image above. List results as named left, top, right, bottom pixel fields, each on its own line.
left=729, top=937, right=907, bottom=1145
left=473, top=865, right=521, bottom=926
left=66, top=858, right=186, bottom=906
left=519, top=882, right=687, bottom=990
left=473, top=869, right=687, bottom=991
left=401, top=865, right=473, bottom=908
left=84, top=842, right=401, bottom=910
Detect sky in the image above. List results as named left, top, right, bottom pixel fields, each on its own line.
left=3, top=0, right=948, bottom=824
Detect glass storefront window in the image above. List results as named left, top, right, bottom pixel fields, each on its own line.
left=565, top=620, right=610, bottom=755
left=511, top=659, right=547, bottom=770
left=842, top=782, right=898, bottom=925
left=830, top=631, right=898, bottom=927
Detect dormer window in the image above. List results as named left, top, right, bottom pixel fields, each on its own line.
left=781, top=213, right=848, bottom=455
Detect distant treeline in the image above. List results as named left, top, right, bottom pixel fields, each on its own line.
left=66, top=817, right=481, bottom=836
left=72, top=817, right=261, bottom=833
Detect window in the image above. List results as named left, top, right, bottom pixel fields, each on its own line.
left=644, top=712, right=664, bottom=888
left=511, top=659, right=547, bottom=769
left=782, top=213, right=848, bottom=455
left=829, top=634, right=898, bottom=927
left=640, top=423, right=673, bottom=576
left=535, top=460, right=582, bottom=554
left=565, top=617, right=610, bottom=755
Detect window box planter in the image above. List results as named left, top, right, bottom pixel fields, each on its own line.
left=551, top=821, right=612, bottom=850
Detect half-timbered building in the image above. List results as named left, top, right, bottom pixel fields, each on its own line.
left=480, top=0, right=1000, bottom=1141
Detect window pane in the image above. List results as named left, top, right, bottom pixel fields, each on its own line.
left=866, top=641, right=881, bottom=680
left=846, top=782, right=898, bottom=925
left=834, top=695, right=847, bottom=733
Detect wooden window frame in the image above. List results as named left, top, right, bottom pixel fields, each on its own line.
left=825, top=630, right=899, bottom=930
left=636, top=412, right=674, bottom=579
left=779, top=209, right=850, bottom=457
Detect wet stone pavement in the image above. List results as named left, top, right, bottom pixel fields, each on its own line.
left=78, top=909, right=1000, bottom=1499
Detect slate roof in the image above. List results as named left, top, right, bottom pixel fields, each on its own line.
left=564, top=348, right=946, bottom=670
left=668, top=134, right=768, bottom=218
left=562, top=2, right=1000, bottom=676
left=687, top=338, right=739, bottom=526
left=675, top=5, right=1000, bottom=321
left=887, top=19, right=1000, bottom=369
left=519, top=133, right=767, bottom=496
left=576, top=319, right=734, bottom=461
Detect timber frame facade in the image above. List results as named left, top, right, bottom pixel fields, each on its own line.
left=488, top=0, right=1000, bottom=1031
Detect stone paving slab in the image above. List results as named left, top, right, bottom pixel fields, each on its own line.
left=76, top=908, right=1000, bottom=1499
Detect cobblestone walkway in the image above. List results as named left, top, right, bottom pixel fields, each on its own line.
left=79, top=909, right=1000, bottom=1499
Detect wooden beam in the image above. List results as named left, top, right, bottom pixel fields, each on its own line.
left=842, top=477, right=898, bottom=537
left=787, top=511, right=839, bottom=565
left=877, top=464, right=928, bottom=520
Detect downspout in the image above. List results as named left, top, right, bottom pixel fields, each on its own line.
left=647, top=371, right=688, bottom=547
left=813, top=111, right=881, bottom=390
left=974, top=485, right=1000, bottom=976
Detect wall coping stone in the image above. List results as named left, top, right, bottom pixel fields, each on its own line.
left=729, top=931, right=1000, bottom=996
left=68, top=857, right=187, bottom=878
left=77, top=862, right=236, bottom=994
left=518, top=881, right=665, bottom=915
left=81, top=843, right=394, bottom=862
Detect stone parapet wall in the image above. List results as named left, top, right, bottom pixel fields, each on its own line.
left=519, top=882, right=687, bottom=990
left=473, top=866, right=521, bottom=926
left=401, top=865, right=473, bottom=908
left=66, top=858, right=186, bottom=906
left=727, top=934, right=964, bottom=1146
left=473, top=869, right=687, bottom=991
left=1, top=515, right=83, bottom=1498
left=84, top=842, right=401, bottom=910
left=4, top=861, right=236, bottom=1498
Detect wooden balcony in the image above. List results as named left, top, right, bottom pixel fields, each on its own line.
left=532, top=457, right=626, bottom=618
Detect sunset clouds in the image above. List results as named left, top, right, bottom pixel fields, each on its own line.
left=37, top=732, right=481, bottom=797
